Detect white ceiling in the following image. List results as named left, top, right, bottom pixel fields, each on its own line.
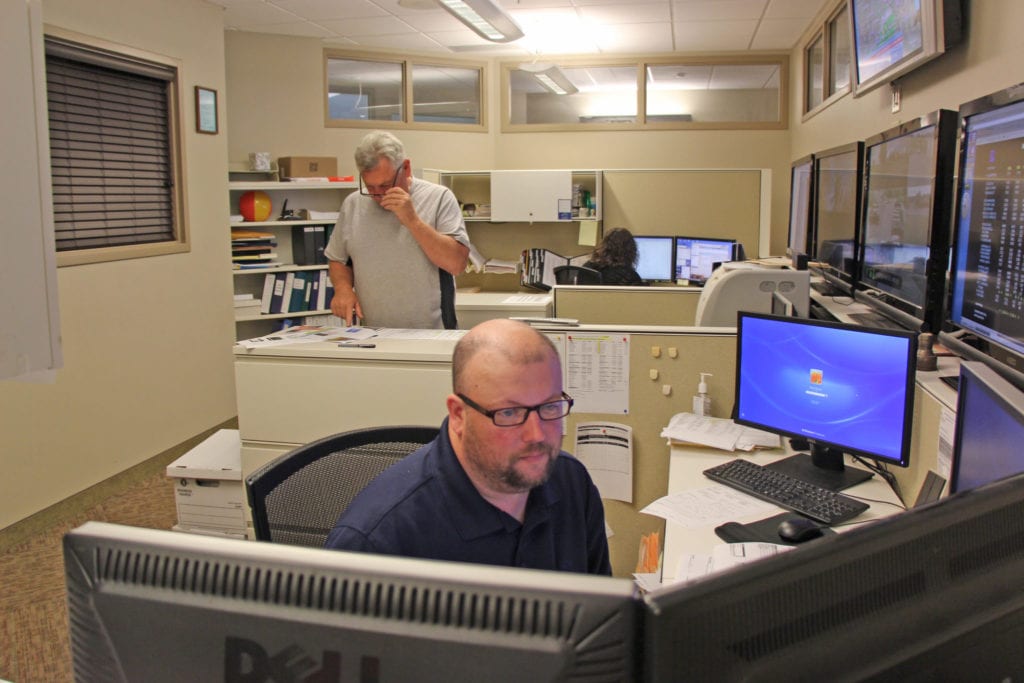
left=208, top=0, right=831, bottom=57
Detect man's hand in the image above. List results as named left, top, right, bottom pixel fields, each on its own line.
left=378, top=186, right=417, bottom=225
left=330, top=288, right=363, bottom=326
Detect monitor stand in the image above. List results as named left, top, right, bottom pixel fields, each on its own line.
left=766, top=446, right=873, bottom=492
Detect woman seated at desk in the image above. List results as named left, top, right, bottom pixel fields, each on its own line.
left=583, top=227, right=645, bottom=285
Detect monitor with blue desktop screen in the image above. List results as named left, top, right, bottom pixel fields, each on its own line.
left=812, top=142, right=863, bottom=295
left=949, top=361, right=1024, bottom=494
left=674, top=236, right=736, bottom=284
left=734, top=312, right=917, bottom=491
left=943, top=83, right=1024, bottom=387
left=858, top=109, right=957, bottom=333
left=633, top=235, right=676, bottom=282
left=64, top=522, right=639, bottom=682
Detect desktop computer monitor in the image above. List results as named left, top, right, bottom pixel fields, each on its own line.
left=787, top=154, right=814, bottom=261
left=64, top=522, right=640, bottom=682
left=642, top=470, right=1024, bottom=681
left=857, top=109, right=957, bottom=333
left=673, top=236, right=736, bottom=284
left=949, top=361, right=1024, bottom=494
left=942, top=82, right=1024, bottom=389
left=633, top=235, right=675, bottom=283
left=812, top=142, right=864, bottom=296
left=734, top=311, right=917, bottom=491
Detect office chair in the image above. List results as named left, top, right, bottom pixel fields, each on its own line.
left=554, top=265, right=603, bottom=285
left=245, top=425, right=438, bottom=547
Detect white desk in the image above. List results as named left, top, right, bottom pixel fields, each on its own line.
left=661, top=442, right=905, bottom=583
left=455, top=291, right=552, bottom=328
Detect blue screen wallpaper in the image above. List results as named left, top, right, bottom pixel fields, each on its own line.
left=737, top=316, right=912, bottom=462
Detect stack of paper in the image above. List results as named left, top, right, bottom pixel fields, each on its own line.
left=660, top=412, right=780, bottom=452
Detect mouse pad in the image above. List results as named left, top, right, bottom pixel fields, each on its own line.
left=715, top=512, right=836, bottom=547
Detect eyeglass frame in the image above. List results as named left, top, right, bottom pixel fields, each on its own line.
left=359, top=164, right=405, bottom=196
left=456, top=392, right=574, bottom=427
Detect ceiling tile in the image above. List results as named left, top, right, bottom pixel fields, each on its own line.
left=595, top=22, right=675, bottom=53
left=750, top=17, right=809, bottom=50
left=317, top=15, right=417, bottom=36
left=269, top=0, right=387, bottom=20
left=671, top=0, right=767, bottom=22
left=579, top=3, right=671, bottom=25
left=673, top=20, right=758, bottom=51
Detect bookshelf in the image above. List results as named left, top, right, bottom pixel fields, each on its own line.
left=229, top=180, right=356, bottom=340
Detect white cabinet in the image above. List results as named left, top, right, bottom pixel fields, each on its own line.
left=432, top=169, right=602, bottom=223
left=229, top=180, right=356, bottom=340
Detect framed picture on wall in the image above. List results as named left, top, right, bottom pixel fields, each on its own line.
left=195, top=86, right=218, bottom=135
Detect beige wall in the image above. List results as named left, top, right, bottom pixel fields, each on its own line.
left=789, top=1, right=1024, bottom=160
left=0, top=0, right=238, bottom=531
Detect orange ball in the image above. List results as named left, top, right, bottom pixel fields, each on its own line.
left=239, top=191, right=272, bottom=222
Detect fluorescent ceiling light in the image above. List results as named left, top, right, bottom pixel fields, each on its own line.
left=519, top=63, right=578, bottom=96
left=436, top=0, right=524, bottom=43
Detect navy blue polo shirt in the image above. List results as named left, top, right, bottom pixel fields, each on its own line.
left=324, top=419, right=612, bottom=575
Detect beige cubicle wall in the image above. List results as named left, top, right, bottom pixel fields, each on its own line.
left=601, top=169, right=767, bottom=258
left=537, top=324, right=740, bottom=577
left=553, top=285, right=703, bottom=325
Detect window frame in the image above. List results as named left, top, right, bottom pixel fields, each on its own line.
left=323, top=49, right=486, bottom=132
left=501, top=54, right=788, bottom=133
left=45, top=26, right=189, bottom=267
left=802, top=1, right=852, bottom=120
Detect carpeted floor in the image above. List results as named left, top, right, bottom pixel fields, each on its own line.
left=0, top=470, right=178, bottom=682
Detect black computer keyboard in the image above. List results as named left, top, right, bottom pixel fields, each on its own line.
left=703, top=459, right=870, bottom=525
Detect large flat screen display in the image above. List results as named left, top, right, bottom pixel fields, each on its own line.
left=858, top=109, right=957, bottom=332
left=788, top=155, right=814, bottom=258
left=946, top=84, right=1024, bottom=377
left=812, top=142, right=864, bottom=294
left=849, top=0, right=962, bottom=96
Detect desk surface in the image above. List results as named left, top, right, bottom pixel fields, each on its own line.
left=661, top=442, right=905, bottom=583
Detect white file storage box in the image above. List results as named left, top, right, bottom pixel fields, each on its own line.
left=166, top=429, right=246, bottom=538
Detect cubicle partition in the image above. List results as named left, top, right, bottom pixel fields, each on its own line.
left=553, top=285, right=703, bottom=325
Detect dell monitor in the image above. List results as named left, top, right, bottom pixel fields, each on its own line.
left=734, top=311, right=917, bottom=491
left=64, top=522, right=639, bottom=682
left=942, top=82, right=1024, bottom=391
left=857, top=109, right=957, bottom=333
left=949, top=361, right=1024, bottom=494
left=674, top=236, right=736, bottom=285
left=812, top=142, right=864, bottom=296
left=787, top=154, right=815, bottom=261
left=643, top=470, right=1024, bottom=680
left=633, top=235, right=676, bottom=283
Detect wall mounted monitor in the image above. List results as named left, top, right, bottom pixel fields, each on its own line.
left=734, top=311, right=917, bottom=491
left=674, top=236, right=736, bottom=284
left=857, top=109, right=958, bottom=333
left=787, top=154, right=815, bottom=259
left=949, top=361, right=1024, bottom=494
left=633, top=235, right=676, bottom=282
left=848, top=0, right=963, bottom=97
left=943, top=82, right=1024, bottom=389
left=64, top=522, right=640, bottom=682
left=812, top=142, right=864, bottom=296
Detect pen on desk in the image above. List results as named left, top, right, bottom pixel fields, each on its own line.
left=338, top=342, right=376, bottom=348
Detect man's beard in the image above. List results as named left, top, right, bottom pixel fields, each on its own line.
left=463, top=428, right=559, bottom=494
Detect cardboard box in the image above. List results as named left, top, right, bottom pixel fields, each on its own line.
left=166, top=429, right=246, bottom=537
left=278, top=156, right=338, bottom=179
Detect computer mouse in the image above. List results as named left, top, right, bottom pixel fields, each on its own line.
left=777, top=517, right=825, bottom=543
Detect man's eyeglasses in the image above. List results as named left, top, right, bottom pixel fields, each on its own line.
left=457, top=392, right=574, bottom=427
left=359, top=165, right=403, bottom=196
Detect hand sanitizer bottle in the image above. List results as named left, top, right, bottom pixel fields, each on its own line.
left=692, top=372, right=712, bottom=417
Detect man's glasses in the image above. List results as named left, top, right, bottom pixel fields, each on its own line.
left=359, top=165, right=403, bottom=196
left=457, top=392, right=574, bottom=427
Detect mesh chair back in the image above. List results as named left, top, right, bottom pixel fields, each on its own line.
left=246, top=426, right=438, bottom=547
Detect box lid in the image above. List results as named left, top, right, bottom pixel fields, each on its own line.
left=166, top=429, right=242, bottom=480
